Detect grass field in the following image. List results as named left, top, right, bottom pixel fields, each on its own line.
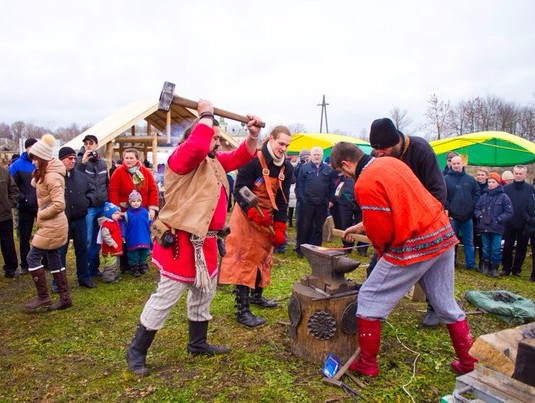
left=1, top=227, right=534, bottom=402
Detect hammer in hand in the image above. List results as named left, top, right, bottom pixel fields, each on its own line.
left=239, top=186, right=275, bottom=235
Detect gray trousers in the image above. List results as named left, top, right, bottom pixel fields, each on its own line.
left=140, top=275, right=217, bottom=331
left=357, top=247, right=465, bottom=324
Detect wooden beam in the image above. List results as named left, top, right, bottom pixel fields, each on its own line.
left=105, top=141, right=114, bottom=170
left=150, top=122, right=158, bottom=171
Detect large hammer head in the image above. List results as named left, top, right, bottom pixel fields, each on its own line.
left=158, top=81, right=176, bottom=112
left=238, top=186, right=259, bottom=208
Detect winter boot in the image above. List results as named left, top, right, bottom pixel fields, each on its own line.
left=49, top=269, right=73, bottom=310
left=487, top=262, right=499, bottom=278
left=24, top=268, right=52, bottom=310
left=349, top=317, right=381, bottom=377
left=447, top=319, right=478, bottom=374
left=139, top=263, right=149, bottom=275
left=235, top=285, right=267, bottom=328
left=126, top=323, right=157, bottom=376
left=130, top=264, right=142, bottom=277
left=422, top=301, right=440, bottom=328
left=187, top=320, right=230, bottom=355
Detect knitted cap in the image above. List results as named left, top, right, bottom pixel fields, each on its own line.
left=488, top=172, right=501, bottom=183
left=103, top=202, right=120, bottom=219
left=369, top=118, right=401, bottom=149
left=58, top=146, right=76, bottom=160
left=25, top=138, right=38, bottom=149
left=501, top=170, right=514, bottom=181
left=129, top=190, right=142, bottom=203
left=29, top=134, right=55, bottom=161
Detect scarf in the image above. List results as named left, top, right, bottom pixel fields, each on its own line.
left=267, top=142, right=284, bottom=167
left=128, top=164, right=145, bottom=188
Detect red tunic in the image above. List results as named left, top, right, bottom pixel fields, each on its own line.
left=152, top=123, right=256, bottom=283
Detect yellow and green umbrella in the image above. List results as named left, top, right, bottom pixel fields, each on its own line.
left=287, top=132, right=372, bottom=158
left=431, top=131, right=535, bottom=167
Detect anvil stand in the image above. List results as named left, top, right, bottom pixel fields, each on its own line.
left=288, top=244, right=362, bottom=364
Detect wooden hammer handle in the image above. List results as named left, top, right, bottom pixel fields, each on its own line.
left=332, top=228, right=370, bottom=244
left=174, top=96, right=266, bottom=128
left=254, top=206, right=276, bottom=236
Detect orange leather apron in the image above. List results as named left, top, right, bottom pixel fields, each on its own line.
left=219, top=151, right=285, bottom=288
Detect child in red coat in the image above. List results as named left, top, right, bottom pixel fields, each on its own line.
left=97, top=202, right=123, bottom=283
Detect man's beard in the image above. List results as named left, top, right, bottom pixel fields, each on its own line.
left=208, top=145, right=219, bottom=158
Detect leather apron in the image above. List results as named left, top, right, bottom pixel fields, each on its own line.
left=219, top=151, right=285, bottom=288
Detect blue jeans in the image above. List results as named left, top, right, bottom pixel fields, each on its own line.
left=60, top=216, right=90, bottom=284
left=481, top=232, right=503, bottom=265
left=451, top=218, right=475, bottom=268
left=86, top=206, right=103, bottom=276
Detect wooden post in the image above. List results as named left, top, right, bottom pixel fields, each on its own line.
left=106, top=141, right=114, bottom=171
left=150, top=122, right=157, bottom=171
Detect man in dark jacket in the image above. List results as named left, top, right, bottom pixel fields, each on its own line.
left=76, top=134, right=110, bottom=277
left=445, top=156, right=480, bottom=270
left=295, top=146, right=336, bottom=257
left=0, top=165, right=19, bottom=278
left=501, top=165, right=534, bottom=276
left=9, top=138, right=38, bottom=274
left=59, top=147, right=95, bottom=288
left=369, top=117, right=447, bottom=327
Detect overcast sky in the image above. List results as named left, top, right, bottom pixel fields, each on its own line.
left=1, top=0, right=534, bottom=138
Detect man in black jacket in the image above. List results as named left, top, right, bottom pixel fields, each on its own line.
left=59, top=147, right=95, bottom=288
left=76, top=135, right=110, bottom=278
left=444, top=156, right=480, bottom=270
left=9, top=138, right=38, bottom=274
left=295, top=146, right=336, bottom=257
left=369, top=118, right=447, bottom=327
left=0, top=165, right=19, bottom=278
left=502, top=165, right=534, bottom=276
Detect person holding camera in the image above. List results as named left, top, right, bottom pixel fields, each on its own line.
left=474, top=172, right=513, bottom=277
left=76, top=135, right=110, bottom=279
left=126, top=99, right=260, bottom=377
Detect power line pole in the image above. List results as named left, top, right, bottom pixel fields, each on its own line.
left=318, top=94, right=329, bottom=133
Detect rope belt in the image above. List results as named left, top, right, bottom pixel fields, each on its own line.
left=190, top=231, right=218, bottom=290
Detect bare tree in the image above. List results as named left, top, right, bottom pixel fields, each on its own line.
left=11, top=121, right=26, bottom=142
left=287, top=123, right=307, bottom=134
left=55, top=123, right=82, bottom=142
left=389, top=107, right=412, bottom=133
left=518, top=106, right=535, bottom=141
left=0, top=123, right=12, bottom=139
left=423, top=93, right=453, bottom=140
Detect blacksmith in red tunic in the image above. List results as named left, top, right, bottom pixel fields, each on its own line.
left=330, top=141, right=478, bottom=378
left=126, top=99, right=260, bottom=376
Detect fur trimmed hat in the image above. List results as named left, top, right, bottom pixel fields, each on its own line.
left=369, top=118, right=401, bottom=149
left=29, top=134, right=55, bottom=161
left=103, top=202, right=120, bottom=219
left=128, top=190, right=142, bottom=203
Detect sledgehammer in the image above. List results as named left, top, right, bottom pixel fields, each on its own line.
left=239, top=186, right=275, bottom=235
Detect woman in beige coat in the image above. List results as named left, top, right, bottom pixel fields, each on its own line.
left=24, top=134, right=71, bottom=311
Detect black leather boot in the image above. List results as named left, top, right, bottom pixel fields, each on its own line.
left=236, top=285, right=267, bottom=328
left=187, top=320, right=230, bottom=355
left=487, top=262, right=500, bottom=278
left=250, top=270, right=278, bottom=308
left=126, top=323, right=157, bottom=376
left=139, top=263, right=149, bottom=275
left=250, top=287, right=278, bottom=308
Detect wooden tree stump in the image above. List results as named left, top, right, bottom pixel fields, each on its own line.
left=289, top=282, right=358, bottom=364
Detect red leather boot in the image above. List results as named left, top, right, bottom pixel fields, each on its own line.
left=447, top=319, right=478, bottom=374
left=349, top=317, right=381, bottom=377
